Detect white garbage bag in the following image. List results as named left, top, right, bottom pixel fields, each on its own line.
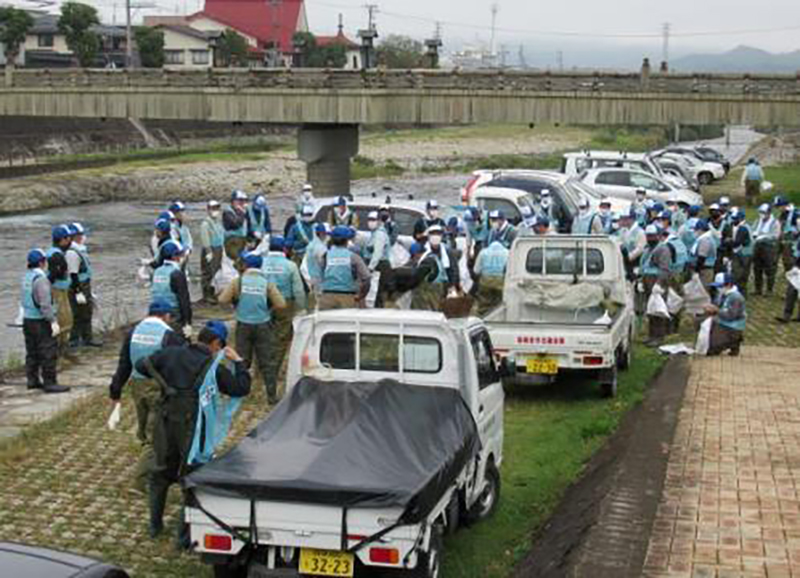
left=646, top=285, right=671, bottom=318
left=459, top=252, right=473, bottom=295
left=667, top=288, right=684, bottom=316
left=682, top=273, right=711, bottom=316
left=250, top=234, right=271, bottom=256
left=787, top=267, right=800, bottom=291
left=213, top=255, right=237, bottom=294
left=107, top=402, right=122, bottom=431
left=365, top=271, right=381, bottom=309
left=390, top=244, right=410, bottom=268
left=136, top=264, right=151, bottom=287
left=395, top=291, right=413, bottom=310
left=695, top=317, right=713, bottom=356
left=761, top=181, right=774, bottom=193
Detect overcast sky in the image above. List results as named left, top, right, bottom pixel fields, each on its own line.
left=11, top=0, right=800, bottom=66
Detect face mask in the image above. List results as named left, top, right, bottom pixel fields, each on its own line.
left=541, top=199, right=551, bottom=209
left=302, top=216, right=313, bottom=223
left=429, top=234, right=442, bottom=247
left=429, top=210, right=439, bottom=220
left=491, top=221, right=501, bottom=231
left=580, top=207, right=589, bottom=215
left=600, top=209, right=609, bottom=216
left=368, top=220, right=378, bottom=231
left=647, top=239, right=658, bottom=248
left=210, top=210, right=221, bottom=219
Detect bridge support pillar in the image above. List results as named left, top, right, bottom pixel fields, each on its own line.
left=298, top=124, right=359, bottom=197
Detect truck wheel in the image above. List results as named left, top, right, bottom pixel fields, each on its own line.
left=213, top=563, right=246, bottom=578
left=616, top=342, right=631, bottom=371
left=444, top=492, right=460, bottom=536
left=601, top=367, right=618, bottom=398
left=466, top=460, right=501, bottom=523
left=698, top=171, right=713, bottom=185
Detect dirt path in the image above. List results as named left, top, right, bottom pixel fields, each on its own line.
left=515, top=357, right=691, bottom=578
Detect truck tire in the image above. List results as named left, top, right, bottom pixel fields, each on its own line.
left=601, top=366, right=618, bottom=398
left=410, top=529, right=443, bottom=578
left=212, top=563, right=246, bottom=578
left=465, top=459, right=501, bottom=524
left=616, top=342, right=631, bottom=371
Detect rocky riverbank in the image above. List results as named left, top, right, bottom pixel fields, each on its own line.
left=0, top=126, right=585, bottom=215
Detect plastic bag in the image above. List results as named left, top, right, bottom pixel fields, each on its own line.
left=682, top=273, right=711, bottom=316
left=136, top=264, right=151, bottom=286
left=251, top=234, right=271, bottom=256
left=667, top=288, right=684, bottom=315
left=213, top=255, right=237, bottom=294
left=107, top=402, right=121, bottom=431
left=761, top=181, right=774, bottom=193
left=459, top=251, right=473, bottom=295
left=395, top=291, right=412, bottom=310
left=390, top=244, right=411, bottom=268
left=787, top=267, right=800, bottom=291
left=646, top=285, right=671, bottom=318
left=365, top=272, right=381, bottom=309
left=695, top=317, right=713, bottom=356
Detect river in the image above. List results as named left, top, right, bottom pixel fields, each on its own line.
left=0, top=175, right=466, bottom=363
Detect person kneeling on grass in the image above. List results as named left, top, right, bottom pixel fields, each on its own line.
left=704, top=272, right=747, bottom=357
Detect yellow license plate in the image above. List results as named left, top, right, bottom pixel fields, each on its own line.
left=525, top=357, right=559, bottom=375
left=299, top=548, right=355, bottom=577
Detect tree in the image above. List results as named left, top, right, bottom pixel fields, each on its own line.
left=376, top=35, right=424, bottom=69
left=216, top=29, right=248, bottom=67
left=0, top=6, right=34, bottom=66
left=134, top=27, right=164, bottom=68
left=58, top=2, right=100, bottom=67
left=292, top=31, right=347, bottom=68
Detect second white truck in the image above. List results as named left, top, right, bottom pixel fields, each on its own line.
left=486, top=235, right=635, bottom=397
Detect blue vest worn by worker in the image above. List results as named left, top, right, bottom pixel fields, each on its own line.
left=263, top=252, right=296, bottom=301
left=237, top=269, right=271, bottom=325
left=247, top=206, right=271, bottom=237
left=718, top=289, right=747, bottom=331
left=488, top=223, right=515, bottom=248
left=598, top=213, right=613, bottom=234
left=639, top=244, right=662, bottom=278
left=691, top=232, right=717, bottom=269
left=363, top=226, right=390, bottom=264
left=632, top=202, right=647, bottom=227
left=745, top=164, right=763, bottom=181
left=203, top=217, right=224, bottom=249
left=290, top=221, right=315, bottom=256
left=75, top=245, right=92, bottom=283
left=572, top=211, right=598, bottom=235
left=734, top=223, right=754, bottom=258
left=46, top=247, right=71, bottom=290
left=187, top=351, right=244, bottom=466
left=304, top=237, right=327, bottom=284
left=478, top=241, right=509, bottom=278
left=680, top=220, right=698, bottom=263
left=666, top=235, right=689, bottom=274
left=130, top=317, right=171, bottom=380
left=426, top=250, right=450, bottom=284
left=223, top=208, right=247, bottom=239
left=21, top=269, right=51, bottom=320
left=322, top=246, right=356, bottom=294
left=177, top=223, right=193, bottom=252
left=151, top=261, right=180, bottom=310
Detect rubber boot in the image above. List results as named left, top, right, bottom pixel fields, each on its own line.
left=148, top=481, right=168, bottom=538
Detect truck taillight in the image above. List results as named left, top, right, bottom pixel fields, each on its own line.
left=204, top=534, right=232, bottom=551
left=461, top=175, right=480, bottom=204
left=583, top=356, right=604, bottom=366
left=369, top=547, right=399, bottom=565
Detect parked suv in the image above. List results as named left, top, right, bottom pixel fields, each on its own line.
left=580, top=168, right=703, bottom=206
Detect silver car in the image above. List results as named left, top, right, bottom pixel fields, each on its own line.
left=579, top=168, right=703, bottom=206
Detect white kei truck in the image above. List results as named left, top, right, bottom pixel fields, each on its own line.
left=184, top=309, right=506, bottom=578
left=485, top=235, right=635, bottom=397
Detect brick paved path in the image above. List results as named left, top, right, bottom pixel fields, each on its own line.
left=644, top=347, right=800, bottom=578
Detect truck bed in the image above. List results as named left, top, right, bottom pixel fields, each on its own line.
left=485, top=303, right=619, bottom=326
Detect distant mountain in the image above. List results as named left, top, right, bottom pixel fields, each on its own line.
left=672, top=45, right=800, bottom=73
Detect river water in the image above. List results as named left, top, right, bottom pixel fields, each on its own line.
left=0, top=175, right=466, bottom=362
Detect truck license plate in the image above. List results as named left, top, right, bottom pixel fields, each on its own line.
left=525, top=357, right=558, bottom=375
left=299, top=548, right=354, bottom=577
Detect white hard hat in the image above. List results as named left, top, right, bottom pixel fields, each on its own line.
left=758, top=203, right=770, bottom=213
left=368, top=211, right=379, bottom=220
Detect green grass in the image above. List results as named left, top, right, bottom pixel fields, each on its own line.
left=442, top=345, right=666, bottom=577
left=351, top=155, right=406, bottom=180
left=762, top=165, right=800, bottom=205
left=361, top=124, right=590, bottom=144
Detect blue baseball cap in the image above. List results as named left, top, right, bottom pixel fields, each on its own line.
left=710, top=272, right=733, bottom=288
left=159, top=210, right=175, bottom=221
left=335, top=196, right=348, bottom=207
left=161, top=240, right=185, bottom=259
left=242, top=251, right=263, bottom=269
left=148, top=299, right=175, bottom=315
left=409, top=242, right=425, bottom=256
left=154, top=218, right=172, bottom=234
left=694, top=218, right=710, bottom=231
left=535, top=215, right=550, bottom=228
left=331, top=225, right=353, bottom=240
left=204, top=320, right=228, bottom=345
left=69, top=222, right=85, bottom=236
left=315, top=223, right=328, bottom=234
left=687, top=205, right=702, bottom=217
left=269, top=236, right=285, bottom=251
left=52, top=224, right=72, bottom=242
left=169, top=201, right=185, bottom=213
left=27, top=248, right=47, bottom=266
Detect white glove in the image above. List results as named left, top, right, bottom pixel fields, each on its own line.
left=76, top=293, right=88, bottom=305
left=140, top=258, right=151, bottom=266
left=107, top=402, right=121, bottom=431
left=205, top=252, right=213, bottom=264
left=51, top=321, right=61, bottom=336
left=183, top=325, right=193, bottom=339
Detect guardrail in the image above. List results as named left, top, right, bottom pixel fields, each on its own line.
left=5, top=68, right=800, bottom=96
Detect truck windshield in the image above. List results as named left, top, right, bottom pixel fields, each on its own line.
left=526, top=247, right=605, bottom=275
left=320, top=332, right=442, bottom=374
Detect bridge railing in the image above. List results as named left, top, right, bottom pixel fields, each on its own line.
left=6, top=68, right=800, bottom=95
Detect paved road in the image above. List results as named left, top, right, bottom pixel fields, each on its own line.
left=685, top=126, right=764, bottom=166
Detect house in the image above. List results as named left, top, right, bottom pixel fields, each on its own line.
left=154, top=24, right=219, bottom=69
left=315, top=20, right=361, bottom=70
left=22, top=13, right=127, bottom=68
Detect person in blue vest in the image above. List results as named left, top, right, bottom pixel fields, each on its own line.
left=691, top=219, right=718, bottom=290
left=463, top=206, right=488, bottom=267
left=363, top=210, right=393, bottom=307
left=742, top=157, right=764, bottom=207
left=169, top=201, right=193, bottom=261
left=705, top=273, right=747, bottom=356
left=379, top=204, right=399, bottom=246
left=319, top=226, right=372, bottom=310
left=21, top=248, right=69, bottom=394
left=146, top=218, right=173, bottom=272
left=775, top=196, right=799, bottom=275
left=199, top=200, right=224, bottom=303
left=666, top=200, right=687, bottom=232
left=219, top=252, right=286, bottom=403
left=639, top=224, right=673, bottom=344
left=752, top=203, right=781, bottom=296
left=134, top=320, right=250, bottom=543
left=108, top=299, right=186, bottom=491
left=776, top=237, right=800, bottom=324
left=287, top=204, right=317, bottom=265
left=472, top=239, right=509, bottom=317
left=262, top=236, right=306, bottom=399
left=47, top=224, right=75, bottom=357
left=487, top=210, right=517, bottom=248
left=247, top=194, right=272, bottom=249
left=410, top=224, right=461, bottom=311
left=65, top=222, right=101, bottom=348
left=223, top=190, right=249, bottom=262
left=631, top=188, right=648, bottom=227
left=572, top=198, right=603, bottom=234
left=730, top=209, right=754, bottom=297
left=302, top=223, right=329, bottom=308
left=597, top=200, right=614, bottom=234
left=150, top=240, right=192, bottom=335
left=328, top=196, right=360, bottom=229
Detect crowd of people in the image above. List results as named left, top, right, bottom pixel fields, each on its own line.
left=18, top=177, right=800, bottom=546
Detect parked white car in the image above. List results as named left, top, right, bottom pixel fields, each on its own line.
left=561, top=151, right=689, bottom=190
left=579, top=168, right=703, bottom=206
left=652, top=150, right=725, bottom=185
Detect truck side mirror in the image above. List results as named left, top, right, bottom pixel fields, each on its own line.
left=498, top=354, right=517, bottom=378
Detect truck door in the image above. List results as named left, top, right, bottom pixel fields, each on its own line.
left=469, top=328, right=504, bottom=465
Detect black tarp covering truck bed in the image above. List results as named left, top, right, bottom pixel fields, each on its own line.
left=185, top=377, right=480, bottom=524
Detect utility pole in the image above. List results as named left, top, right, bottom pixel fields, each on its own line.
left=126, top=0, right=132, bottom=68
left=358, top=4, right=379, bottom=69
left=661, top=22, right=670, bottom=71
left=365, top=3, right=378, bottom=32
left=489, top=3, right=498, bottom=59
left=518, top=44, right=527, bottom=69
left=269, top=0, right=283, bottom=67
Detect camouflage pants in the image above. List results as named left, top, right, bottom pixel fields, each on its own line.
left=318, top=293, right=358, bottom=311
left=131, top=378, right=160, bottom=492
left=269, top=303, right=295, bottom=400
left=52, top=288, right=73, bottom=351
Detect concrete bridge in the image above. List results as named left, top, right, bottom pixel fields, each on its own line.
left=3, top=68, right=799, bottom=193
